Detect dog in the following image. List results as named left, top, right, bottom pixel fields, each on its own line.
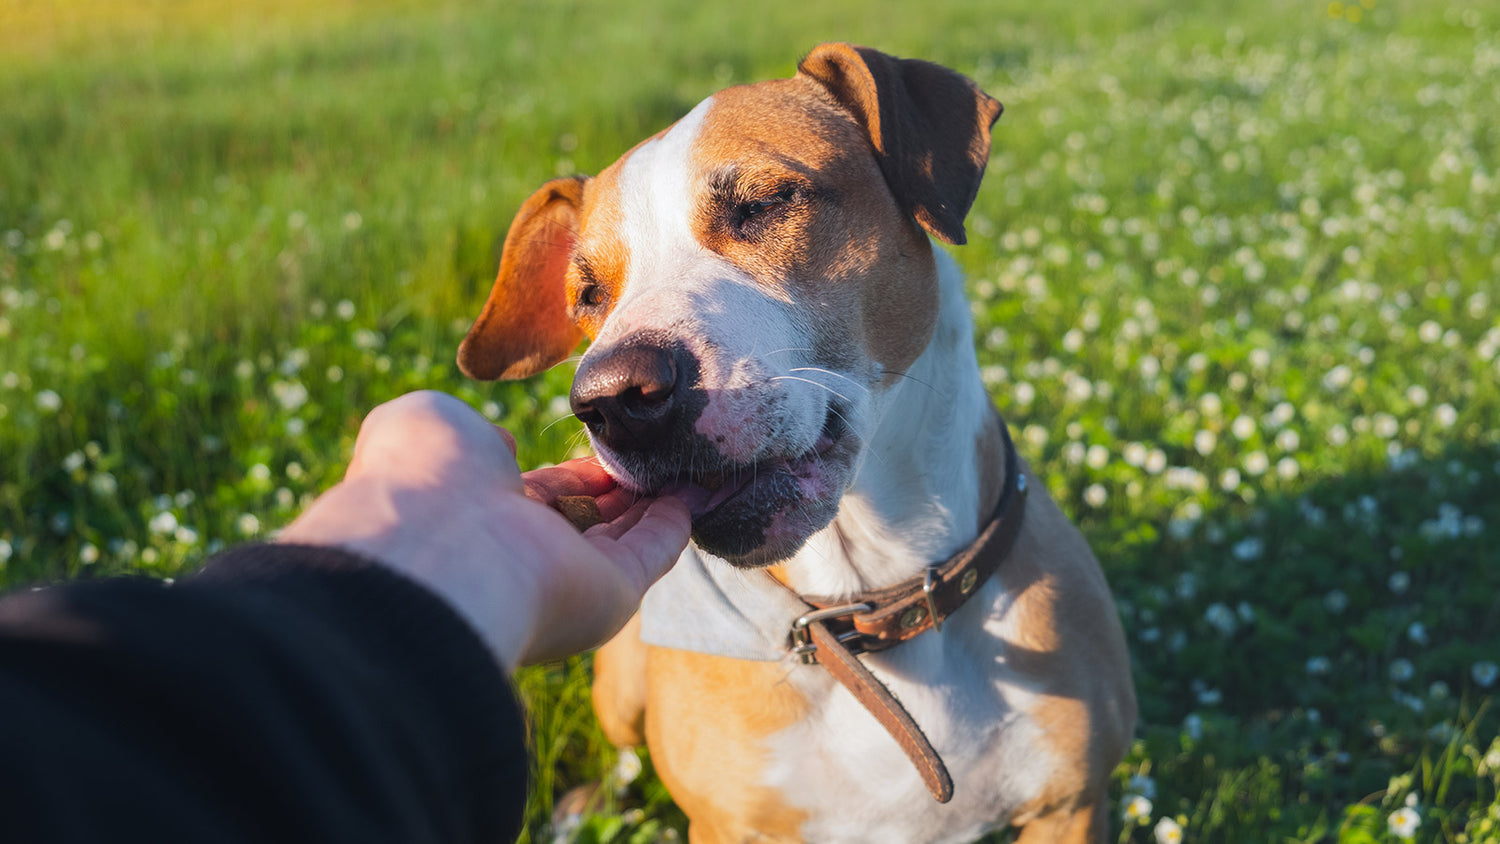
left=458, top=43, right=1136, bottom=844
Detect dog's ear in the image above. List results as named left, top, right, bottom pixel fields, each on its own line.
left=458, top=176, right=589, bottom=380
left=798, top=43, right=1002, bottom=246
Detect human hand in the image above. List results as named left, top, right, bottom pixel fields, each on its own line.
left=278, top=391, right=691, bottom=671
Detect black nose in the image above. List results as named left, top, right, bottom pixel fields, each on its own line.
left=571, top=336, right=688, bottom=451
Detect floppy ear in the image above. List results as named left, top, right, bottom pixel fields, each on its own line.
left=797, top=43, right=1002, bottom=246
left=458, top=176, right=588, bottom=380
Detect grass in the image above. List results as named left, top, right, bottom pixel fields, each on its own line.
left=2, top=0, right=1498, bottom=841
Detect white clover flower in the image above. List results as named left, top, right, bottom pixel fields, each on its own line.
left=1122, top=794, right=1153, bottom=824
left=1231, top=537, right=1263, bottom=562
left=62, top=450, right=86, bottom=472
left=1243, top=451, right=1269, bottom=476
left=1388, top=571, right=1411, bottom=595
left=1145, top=449, right=1168, bottom=475
left=1322, top=365, right=1353, bottom=391
left=272, top=380, right=309, bottom=412
left=1417, top=320, right=1442, bottom=344
left=353, top=329, right=384, bottom=350
left=1085, top=445, right=1109, bottom=470
left=1325, top=590, right=1349, bottom=614
left=1306, top=656, right=1331, bottom=676
left=1473, top=661, right=1499, bottom=688
left=35, top=389, right=62, bottom=413
left=1434, top=403, right=1457, bottom=428
left=335, top=299, right=356, bottom=321
left=1219, top=468, right=1241, bottom=492
left=1374, top=413, right=1399, bottom=438
left=279, top=348, right=310, bottom=376
left=1406, top=622, right=1428, bottom=646
left=234, top=359, right=256, bottom=380
left=248, top=463, right=272, bottom=484
left=1484, top=744, right=1500, bottom=773
left=1388, top=658, right=1414, bottom=683
left=1084, top=484, right=1108, bottom=507
left=1193, top=429, right=1217, bottom=455
left=1388, top=806, right=1420, bottom=840
left=1276, top=457, right=1300, bottom=481
left=0, top=538, right=12, bottom=563
left=1406, top=385, right=1429, bottom=407
left=1154, top=817, right=1184, bottom=844
left=237, top=514, right=262, bottom=536
left=1229, top=415, right=1255, bottom=441
left=1199, top=392, right=1223, bottom=417
left=1275, top=429, right=1300, bottom=452
left=148, top=511, right=179, bottom=535
left=174, top=526, right=199, bottom=546
left=1326, top=424, right=1349, bottom=446
left=1205, top=602, right=1238, bottom=635
left=613, top=749, right=643, bottom=784
left=79, top=543, right=99, bottom=565
left=1183, top=713, right=1202, bottom=740
left=1023, top=425, right=1048, bottom=450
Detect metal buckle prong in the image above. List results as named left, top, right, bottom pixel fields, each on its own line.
left=789, top=602, right=873, bottom=664
left=923, top=566, right=943, bottom=633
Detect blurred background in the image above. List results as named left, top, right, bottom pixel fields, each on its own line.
left=2, top=1, right=1497, bottom=841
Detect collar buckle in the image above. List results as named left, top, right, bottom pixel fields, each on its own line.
left=789, top=602, right=872, bottom=664
left=922, top=566, right=943, bottom=633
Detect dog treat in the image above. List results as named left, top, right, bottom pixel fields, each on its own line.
left=554, top=495, right=604, bottom=531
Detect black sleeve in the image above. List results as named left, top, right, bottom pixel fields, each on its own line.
left=0, top=543, right=528, bottom=844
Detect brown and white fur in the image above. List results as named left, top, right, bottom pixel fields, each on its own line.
left=458, top=43, right=1135, bottom=844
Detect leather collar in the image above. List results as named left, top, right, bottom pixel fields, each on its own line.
left=777, top=411, right=1028, bottom=803
left=795, top=412, right=1028, bottom=655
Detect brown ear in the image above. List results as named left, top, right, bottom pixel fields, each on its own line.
left=797, top=43, right=1002, bottom=245
left=458, top=176, right=588, bottom=380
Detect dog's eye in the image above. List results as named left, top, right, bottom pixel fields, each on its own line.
left=578, top=284, right=606, bottom=308
left=732, top=185, right=800, bottom=235
left=739, top=197, right=779, bottom=220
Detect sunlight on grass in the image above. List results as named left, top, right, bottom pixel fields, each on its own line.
left=3, top=1, right=1498, bottom=842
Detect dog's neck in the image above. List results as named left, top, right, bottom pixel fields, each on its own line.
left=778, top=249, right=1004, bottom=599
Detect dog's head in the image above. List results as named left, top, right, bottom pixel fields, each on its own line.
left=459, top=44, right=1001, bottom=567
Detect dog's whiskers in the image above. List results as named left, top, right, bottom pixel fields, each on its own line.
left=787, top=366, right=870, bottom=396
left=885, top=369, right=947, bottom=399
left=769, top=375, right=852, bottom=404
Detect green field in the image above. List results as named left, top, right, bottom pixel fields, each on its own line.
left=3, top=0, right=1498, bottom=841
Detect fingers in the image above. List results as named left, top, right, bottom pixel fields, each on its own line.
left=522, top=457, right=617, bottom=505
left=586, top=496, right=692, bottom=589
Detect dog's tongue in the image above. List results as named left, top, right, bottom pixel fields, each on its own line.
left=658, top=481, right=715, bottom=518
left=659, top=470, right=759, bottom=519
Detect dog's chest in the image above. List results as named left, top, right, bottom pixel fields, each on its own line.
left=753, top=593, right=1055, bottom=843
